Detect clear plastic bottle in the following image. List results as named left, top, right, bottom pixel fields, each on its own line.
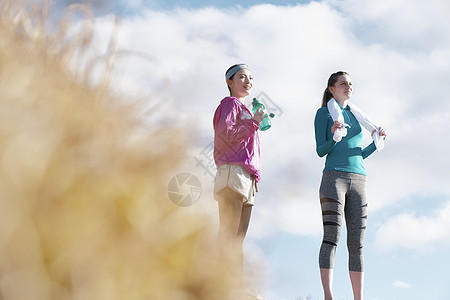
left=252, top=98, right=275, bottom=131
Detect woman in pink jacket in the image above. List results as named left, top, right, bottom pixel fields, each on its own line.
left=213, top=64, right=266, bottom=271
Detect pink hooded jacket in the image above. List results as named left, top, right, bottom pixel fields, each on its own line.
left=213, top=97, right=261, bottom=182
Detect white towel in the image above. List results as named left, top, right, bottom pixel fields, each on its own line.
left=327, top=98, right=385, bottom=151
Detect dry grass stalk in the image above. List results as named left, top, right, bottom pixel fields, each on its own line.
left=0, top=1, right=248, bottom=299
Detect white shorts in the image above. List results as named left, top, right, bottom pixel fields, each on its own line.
left=214, top=164, right=257, bottom=206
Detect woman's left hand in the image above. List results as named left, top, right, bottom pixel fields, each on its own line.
left=372, top=127, right=387, bottom=138
left=253, top=106, right=268, bottom=123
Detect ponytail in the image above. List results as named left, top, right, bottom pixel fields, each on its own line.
left=321, top=88, right=333, bottom=107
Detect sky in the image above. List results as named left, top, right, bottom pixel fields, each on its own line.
left=62, top=0, right=450, bottom=299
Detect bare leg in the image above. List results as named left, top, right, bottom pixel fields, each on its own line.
left=216, top=188, right=254, bottom=300
left=218, top=193, right=244, bottom=243
left=349, top=271, right=364, bottom=300
left=235, top=204, right=252, bottom=267
left=320, top=268, right=334, bottom=300
left=217, top=190, right=252, bottom=271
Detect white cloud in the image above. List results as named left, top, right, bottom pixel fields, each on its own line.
left=392, top=280, right=412, bottom=289
left=89, top=1, right=450, bottom=240
left=374, top=201, right=450, bottom=252
left=327, top=0, right=450, bottom=51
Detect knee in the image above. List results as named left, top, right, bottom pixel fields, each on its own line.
left=322, top=222, right=341, bottom=246
left=347, top=236, right=363, bottom=256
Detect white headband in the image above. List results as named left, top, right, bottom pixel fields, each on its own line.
left=225, top=64, right=250, bottom=79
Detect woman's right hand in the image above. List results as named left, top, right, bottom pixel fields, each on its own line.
left=331, top=120, right=342, bottom=134
left=253, top=106, right=268, bottom=123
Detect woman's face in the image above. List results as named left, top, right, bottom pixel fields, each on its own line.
left=329, top=74, right=353, bottom=102
left=227, top=69, right=253, bottom=99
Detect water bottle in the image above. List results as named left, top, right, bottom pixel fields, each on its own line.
left=252, top=98, right=275, bottom=131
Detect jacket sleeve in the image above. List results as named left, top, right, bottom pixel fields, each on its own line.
left=214, top=100, right=259, bottom=145
left=314, top=108, right=337, bottom=157
left=362, top=141, right=376, bottom=159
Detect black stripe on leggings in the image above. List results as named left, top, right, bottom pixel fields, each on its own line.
left=322, top=240, right=337, bottom=247
left=323, top=221, right=340, bottom=226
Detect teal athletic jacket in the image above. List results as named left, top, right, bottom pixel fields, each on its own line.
left=314, top=104, right=376, bottom=176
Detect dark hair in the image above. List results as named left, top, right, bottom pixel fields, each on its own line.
left=225, top=64, right=240, bottom=79
left=321, top=71, right=349, bottom=107
left=225, top=64, right=239, bottom=94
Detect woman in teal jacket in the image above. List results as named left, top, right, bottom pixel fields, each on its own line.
left=314, top=71, right=386, bottom=300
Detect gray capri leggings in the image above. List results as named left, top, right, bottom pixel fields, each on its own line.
left=319, top=170, right=368, bottom=272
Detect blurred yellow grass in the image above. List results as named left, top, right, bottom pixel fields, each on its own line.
left=0, top=1, right=247, bottom=299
